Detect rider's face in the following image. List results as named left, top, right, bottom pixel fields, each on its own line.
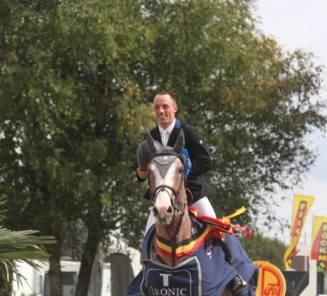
left=153, top=94, right=178, bottom=129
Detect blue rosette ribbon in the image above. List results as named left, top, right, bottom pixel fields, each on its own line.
left=181, top=148, right=192, bottom=176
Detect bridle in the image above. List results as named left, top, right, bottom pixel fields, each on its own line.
left=148, top=152, right=187, bottom=214
left=139, top=129, right=194, bottom=266
left=148, top=153, right=189, bottom=266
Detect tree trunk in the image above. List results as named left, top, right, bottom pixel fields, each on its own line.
left=48, top=243, right=63, bottom=296
left=75, top=229, right=100, bottom=296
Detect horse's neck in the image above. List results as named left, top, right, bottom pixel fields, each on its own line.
left=153, top=209, right=193, bottom=267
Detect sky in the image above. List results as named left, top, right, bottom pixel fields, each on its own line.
left=255, top=0, right=327, bottom=245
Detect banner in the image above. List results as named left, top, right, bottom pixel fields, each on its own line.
left=311, top=216, right=327, bottom=271
left=283, top=194, right=315, bottom=269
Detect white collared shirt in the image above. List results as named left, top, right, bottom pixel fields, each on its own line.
left=159, top=119, right=175, bottom=146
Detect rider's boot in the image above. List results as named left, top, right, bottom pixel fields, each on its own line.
left=229, top=274, right=247, bottom=295
left=218, top=237, right=247, bottom=295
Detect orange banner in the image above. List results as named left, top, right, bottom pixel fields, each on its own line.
left=311, top=216, right=327, bottom=271
left=283, top=194, right=315, bottom=269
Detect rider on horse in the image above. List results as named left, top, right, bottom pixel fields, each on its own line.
left=136, top=92, right=247, bottom=294
left=129, top=129, right=258, bottom=296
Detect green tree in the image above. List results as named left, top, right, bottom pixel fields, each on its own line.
left=239, top=233, right=287, bottom=271
left=0, top=1, right=153, bottom=295
left=0, top=0, right=326, bottom=295
left=139, top=0, right=326, bottom=231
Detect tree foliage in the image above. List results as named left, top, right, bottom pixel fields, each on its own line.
left=239, top=232, right=287, bottom=271
left=138, top=0, right=326, bottom=229
left=0, top=0, right=326, bottom=295
left=0, top=1, right=154, bottom=295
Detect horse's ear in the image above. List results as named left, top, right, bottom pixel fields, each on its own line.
left=146, top=131, right=162, bottom=154
left=174, top=129, right=185, bottom=154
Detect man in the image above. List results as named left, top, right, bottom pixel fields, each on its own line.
left=136, top=91, right=216, bottom=232
left=136, top=91, right=246, bottom=295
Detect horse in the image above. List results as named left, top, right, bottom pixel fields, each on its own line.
left=126, top=130, right=258, bottom=296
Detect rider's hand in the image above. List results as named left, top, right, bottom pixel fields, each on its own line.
left=137, top=167, right=148, bottom=179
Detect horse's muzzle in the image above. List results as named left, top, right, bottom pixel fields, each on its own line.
left=153, top=205, right=174, bottom=226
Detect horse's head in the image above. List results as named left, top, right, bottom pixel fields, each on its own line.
left=137, top=130, right=190, bottom=226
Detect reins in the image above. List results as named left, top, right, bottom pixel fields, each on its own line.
left=155, top=208, right=186, bottom=267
